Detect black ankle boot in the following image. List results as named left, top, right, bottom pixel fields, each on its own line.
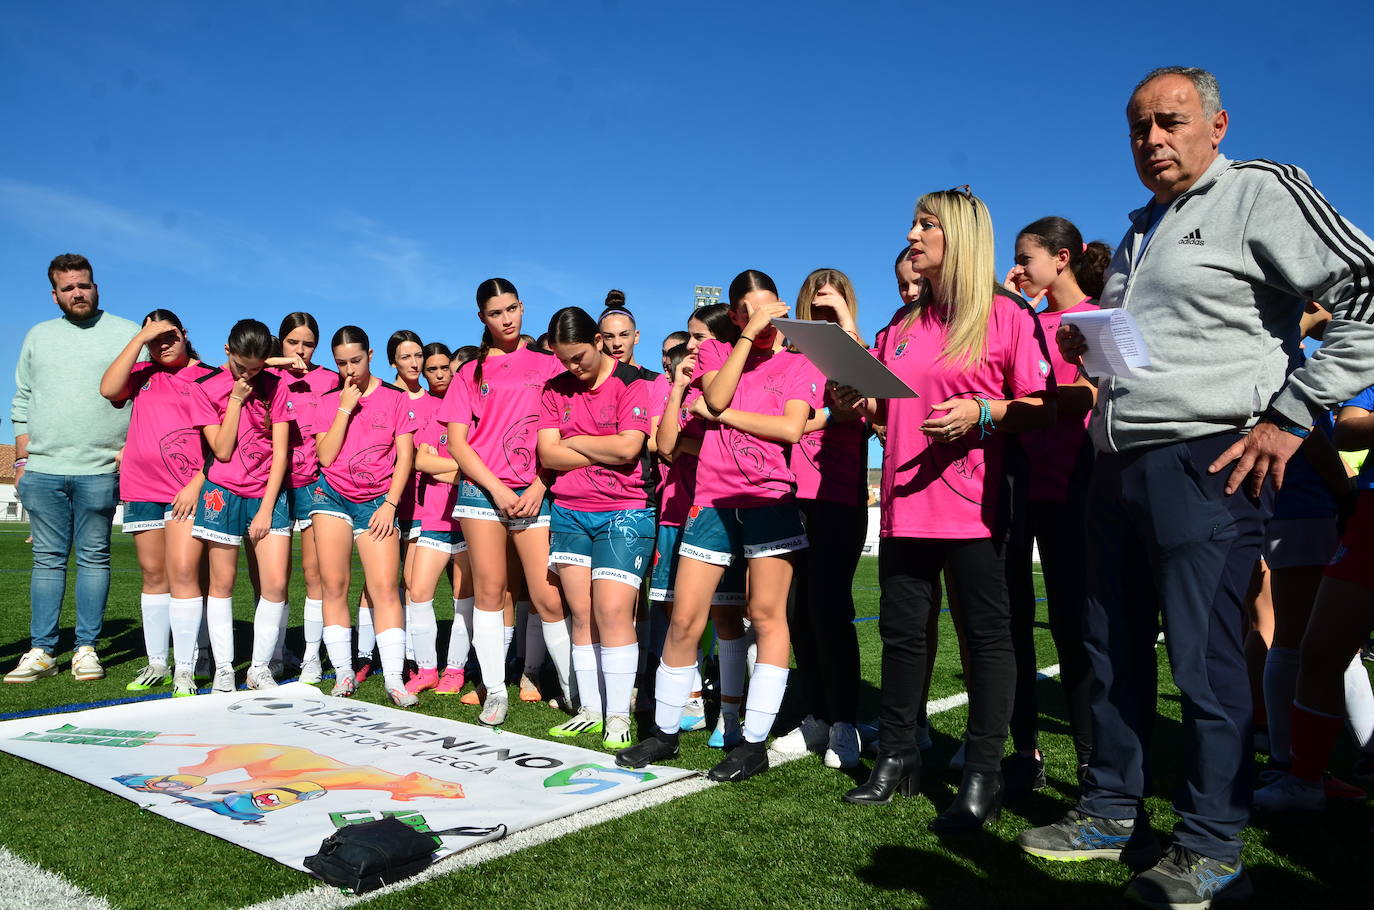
left=929, top=769, right=1003, bottom=833
left=842, top=751, right=920, bottom=805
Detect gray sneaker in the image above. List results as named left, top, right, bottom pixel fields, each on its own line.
left=246, top=665, right=278, bottom=690
left=1018, top=808, right=1161, bottom=863
left=298, top=656, right=323, bottom=685
left=1124, top=844, right=1252, bottom=909
left=172, top=666, right=197, bottom=697
left=211, top=663, right=236, bottom=693
left=479, top=692, right=509, bottom=727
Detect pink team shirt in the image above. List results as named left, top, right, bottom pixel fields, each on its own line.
left=187, top=368, right=292, bottom=499
left=308, top=381, right=421, bottom=502
left=539, top=363, right=652, bottom=511
left=875, top=295, right=1054, bottom=539
left=789, top=356, right=867, bottom=506
left=404, top=391, right=447, bottom=527
left=120, top=361, right=217, bottom=504
left=274, top=365, right=338, bottom=489
left=412, top=391, right=460, bottom=532
left=658, top=386, right=704, bottom=527
left=691, top=340, right=824, bottom=509
left=437, top=347, right=563, bottom=489
left=1019, top=299, right=1098, bottom=502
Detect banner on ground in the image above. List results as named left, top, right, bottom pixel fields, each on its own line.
left=0, top=683, right=693, bottom=872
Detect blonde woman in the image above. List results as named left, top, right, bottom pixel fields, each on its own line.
left=836, top=188, right=1056, bottom=831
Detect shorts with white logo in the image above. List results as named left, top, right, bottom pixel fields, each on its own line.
left=192, top=480, right=291, bottom=546
left=289, top=484, right=316, bottom=531
left=414, top=526, right=468, bottom=555
left=649, top=522, right=745, bottom=605
left=453, top=480, right=551, bottom=530
left=122, top=500, right=173, bottom=533
left=549, top=503, right=655, bottom=588
left=678, top=502, right=808, bottom=567
left=306, top=475, right=396, bottom=538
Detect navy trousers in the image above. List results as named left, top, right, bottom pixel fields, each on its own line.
left=1077, top=433, right=1271, bottom=865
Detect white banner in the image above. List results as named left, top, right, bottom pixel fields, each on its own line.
left=0, top=683, right=693, bottom=872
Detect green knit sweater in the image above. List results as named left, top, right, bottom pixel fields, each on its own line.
left=11, top=309, right=140, bottom=475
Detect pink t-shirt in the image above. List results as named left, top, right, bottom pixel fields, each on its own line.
left=875, top=296, right=1054, bottom=539
left=1020, top=299, right=1097, bottom=502
left=412, top=392, right=460, bottom=532
left=539, top=362, right=653, bottom=511
left=437, top=347, right=563, bottom=488
left=401, top=391, right=442, bottom=523
left=658, top=386, right=704, bottom=527
left=119, top=361, right=217, bottom=504
left=308, top=381, right=421, bottom=502
left=274, top=365, right=338, bottom=490
left=691, top=340, right=824, bottom=509
left=788, top=355, right=867, bottom=506
left=187, top=368, right=292, bottom=499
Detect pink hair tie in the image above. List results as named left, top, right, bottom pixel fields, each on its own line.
left=1082, top=242, right=1088, bottom=252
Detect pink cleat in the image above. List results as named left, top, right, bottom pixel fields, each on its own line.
left=354, top=660, right=372, bottom=684
left=433, top=667, right=466, bottom=695
left=405, top=667, right=440, bottom=695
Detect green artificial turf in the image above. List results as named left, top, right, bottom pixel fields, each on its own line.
left=0, top=523, right=1366, bottom=908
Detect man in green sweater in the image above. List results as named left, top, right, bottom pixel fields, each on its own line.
left=6, top=254, right=139, bottom=684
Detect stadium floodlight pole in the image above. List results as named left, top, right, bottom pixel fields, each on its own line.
left=693, top=286, right=721, bottom=309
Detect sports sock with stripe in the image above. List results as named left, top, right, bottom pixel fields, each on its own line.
left=140, top=592, right=171, bottom=665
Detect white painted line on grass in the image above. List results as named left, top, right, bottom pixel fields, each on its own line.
left=0, top=846, right=115, bottom=910
left=926, top=664, right=1061, bottom=715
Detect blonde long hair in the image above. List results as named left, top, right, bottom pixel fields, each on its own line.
left=791, top=268, right=860, bottom=351
left=906, top=188, right=996, bottom=369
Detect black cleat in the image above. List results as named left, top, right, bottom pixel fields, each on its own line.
left=615, top=730, right=680, bottom=769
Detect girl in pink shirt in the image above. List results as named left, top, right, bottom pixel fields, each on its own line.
left=1001, top=217, right=1110, bottom=794
left=307, top=325, right=419, bottom=708
left=440, top=278, right=571, bottom=727
left=618, top=270, right=819, bottom=783
left=836, top=189, right=1056, bottom=832
left=264, top=311, right=338, bottom=684
left=185, top=320, right=293, bottom=696
left=100, top=309, right=215, bottom=691
left=537, top=307, right=654, bottom=749
left=784, top=269, right=870, bottom=770
left=404, top=341, right=477, bottom=698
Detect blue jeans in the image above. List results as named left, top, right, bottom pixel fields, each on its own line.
left=17, top=471, right=119, bottom=653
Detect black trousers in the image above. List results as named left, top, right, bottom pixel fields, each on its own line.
left=790, top=498, right=866, bottom=726
left=877, top=536, right=1014, bottom=771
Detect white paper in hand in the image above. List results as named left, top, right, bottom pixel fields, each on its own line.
left=771, top=318, right=918, bottom=399
left=1060, top=309, right=1151, bottom=378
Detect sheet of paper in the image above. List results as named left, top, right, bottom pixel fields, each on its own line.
left=771, top=318, right=919, bottom=399
left=1060, top=309, right=1151, bottom=378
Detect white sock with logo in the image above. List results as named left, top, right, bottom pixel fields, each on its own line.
left=206, top=596, right=234, bottom=667
left=409, top=599, right=438, bottom=670
left=273, top=601, right=289, bottom=663
left=377, top=627, right=407, bottom=690
left=743, top=663, right=788, bottom=744
left=655, top=661, right=696, bottom=735
left=601, top=643, right=638, bottom=718
left=447, top=597, right=474, bottom=670
left=356, top=606, right=376, bottom=659
left=302, top=598, right=324, bottom=662
left=251, top=598, right=286, bottom=668
left=169, top=597, right=202, bottom=670
left=542, top=618, right=575, bottom=703
left=573, top=643, right=602, bottom=714
left=323, top=625, right=353, bottom=677
left=472, top=608, right=506, bottom=693
left=140, top=592, right=171, bottom=666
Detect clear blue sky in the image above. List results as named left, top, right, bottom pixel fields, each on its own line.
left=3, top=0, right=1371, bottom=450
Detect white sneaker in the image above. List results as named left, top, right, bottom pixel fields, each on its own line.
left=246, top=665, right=278, bottom=690
left=172, top=666, right=197, bottom=697
left=479, top=692, right=509, bottom=727
left=71, top=646, right=104, bottom=681
left=211, top=663, right=236, bottom=693
left=602, top=714, right=633, bottom=750
left=330, top=674, right=357, bottom=697
left=298, top=656, right=323, bottom=684
left=126, top=661, right=170, bottom=691
left=1253, top=772, right=1326, bottom=812
left=387, top=686, right=419, bottom=708
left=5, top=649, right=58, bottom=684
left=772, top=715, right=830, bottom=757
left=823, top=722, right=861, bottom=769
left=680, top=696, right=707, bottom=732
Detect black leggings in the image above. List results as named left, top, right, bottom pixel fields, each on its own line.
left=790, top=498, right=866, bottom=726
left=878, top=536, right=1014, bottom=772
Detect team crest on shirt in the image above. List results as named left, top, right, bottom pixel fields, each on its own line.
left=479, top=381, right=491, bottom=397
left=632, top=406, right=644, bottom=417
left=140, top=379, right=152, bottom=392
left=1038, top=359, right=1051, bottom=377
left=202, top=488, right=226, bottom=516
left=407, top=410, right=416, bottom=421
left=561, top=403, right=573, bottom=424
left=894, top=338, right=909, bottom=358
left=439, top=433, right=448, bottom=446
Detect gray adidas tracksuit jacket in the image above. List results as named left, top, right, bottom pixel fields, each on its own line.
left=1090, top=153, right=1374, bottom=453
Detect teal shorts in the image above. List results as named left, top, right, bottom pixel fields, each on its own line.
left=549, top=503, right=655, bottom=588
left=678, top=502, right=807, bottom=567
left=306, top=475, right=396, bottom=537
left=649, top=522, right=745, bottom=606
left=453, top=480, right=551, bottom=530
left=414, top=527, right=468, bottom=555
left=122, top=500, right=173, bottom=533
left=192, top=481, right=291, bottom=546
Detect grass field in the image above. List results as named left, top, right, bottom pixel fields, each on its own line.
left=0, top=523, right=1368, bottom=908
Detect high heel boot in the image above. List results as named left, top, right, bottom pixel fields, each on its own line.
left=929, top=768, right=1003, bottom=833
left=842, top=751, right=920, bottom=805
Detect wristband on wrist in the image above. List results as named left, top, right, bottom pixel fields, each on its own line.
left=338, top=407, right=353, bottom=416
left=823, top=406, right=832, bottom=424
left=974, top=397, right=997, bottom=439
left=1263, top=409, right=1311, bottom=439
left=383, top=499, right=398, bottom=508
left=13, top=458, right=27, bottom=467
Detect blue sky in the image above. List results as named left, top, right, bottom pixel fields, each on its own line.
left=3, top=0, right=1371, bottom=452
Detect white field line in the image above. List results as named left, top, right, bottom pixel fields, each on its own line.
left=8, top=662, right=1068, bottom=910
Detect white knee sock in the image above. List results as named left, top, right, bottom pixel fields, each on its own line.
left=377, top=627, right=406, bottom=690
left=601, top=643, right=638, bottom=718
left=743, top=620, right=757, bottom=678
left=251, top=598, right=286, bottom=667
left=169, top=596, right=202, bottom=670
left=1345, top=653, right=1374, bottom=753
left=472, top=609, right=506, bottom=692
left=409, top=599, right=438, bottom=669
left=446, top=597, right=474, bottom=670
left=542, top=618, right=575, bottom=702
left=1263, top=646, right=1300, bottom=763
left=140, top=592, right=171, bottom=665
left=692, top=665, right=703, bottom=695
left=503, top=621, right=515, bottom=659
left=356, top=606, right=376, bottom=658
left=743, top=663, right=789, bottom=744
left=273, top=601, right=289, bottom=662
left=322, top=625, right=353, bottom=677
left=523, top=608, right=546, bottom=674
left=302, top=598, right=324, bottom=661
left=717, top=635, right=749, bottom=702
left=655, top=661, right=696, bottom=735
left=572, top=643, right=603, bottom=714
left=206, top=596, right=234, bottom=666
left=404, top=597, right=414, bottom=662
